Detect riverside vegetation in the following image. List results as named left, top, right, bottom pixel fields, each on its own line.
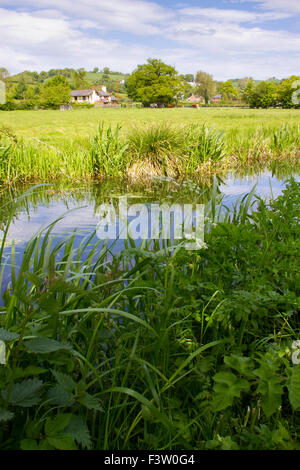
left=0, top=119, right=299, bottom=184
left=0, top=178, right=299, bottom=450
left=0, top=108, right=299, bottom=450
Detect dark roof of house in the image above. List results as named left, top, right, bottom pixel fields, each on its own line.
left=70, top=89, right=93, bottom=97
left=97, top=90, right=110, bottom=97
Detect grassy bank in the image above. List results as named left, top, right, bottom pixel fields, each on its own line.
left=0, top=180, right=299, bottom=450
left=0, top=121, right=299, bottom=185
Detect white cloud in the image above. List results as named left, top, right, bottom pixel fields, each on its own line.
left=0, top=1, right=299, bottom=79
left=231, top=0, right=300, bottom=14
left=0, top=0, right=172, bottom=35
left=179, top=7, right=290, bottom=23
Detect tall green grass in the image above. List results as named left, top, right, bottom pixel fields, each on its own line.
left=0, top=122, right=299, bottom=184
left=90, top=123, right=128, bottom=177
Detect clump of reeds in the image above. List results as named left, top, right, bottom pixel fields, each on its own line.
left=89, top=122, right=128, bottom=177
left=127, top=122, right=185, bottom=178
left=184, top=123, right=226, bottom=172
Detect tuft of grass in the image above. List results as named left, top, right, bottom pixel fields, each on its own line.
left=89, top=123, right=128, bottom=177
left=184, top=123, right=226, bottom=172
left=127, top=122, right=184, bottom=178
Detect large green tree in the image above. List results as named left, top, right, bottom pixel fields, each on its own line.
left=40, top=76, right=70, bottom=109
left=127, top=58, right=182, bottom=107
left=220, top=80, right=239, bottom=101
left=278, top=76, right=300, bottom=108
left=195, top=71, right=215, bottom=105
left=71, top=68, right=89, bottom=89
left=243, top=80, right=278, bottom=108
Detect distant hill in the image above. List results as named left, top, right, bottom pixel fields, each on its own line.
left=6, top=69, right=129, bottom=87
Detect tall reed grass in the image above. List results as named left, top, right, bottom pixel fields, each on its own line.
left=0, top=122, right=298, bottom=184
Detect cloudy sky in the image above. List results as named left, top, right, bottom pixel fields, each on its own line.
left=0, top=0, right=299, bottom=79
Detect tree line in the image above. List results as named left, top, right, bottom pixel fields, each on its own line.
left=127, top=60, right=299, bottom=108
left=0, top=61, right=299, bottom=110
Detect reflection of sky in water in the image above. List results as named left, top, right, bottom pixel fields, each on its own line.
left=220, top=170, right=299, bottom=209
left=3, top=171, right=300, bottom=248
left=1, top=171, right=299, bottom=294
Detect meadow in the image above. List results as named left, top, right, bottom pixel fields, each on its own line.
left=0, top=108, right=299, bottom=144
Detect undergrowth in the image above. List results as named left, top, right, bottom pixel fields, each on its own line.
left=0, top=179, right=299, bottom=450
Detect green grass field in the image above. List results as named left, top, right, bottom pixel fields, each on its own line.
left=1, top=108, right=299, bottom=145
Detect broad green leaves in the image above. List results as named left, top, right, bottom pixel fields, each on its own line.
left=212, top=372, right=249, bottom=411
left=0, top=328, right=19, bottom=342
left=21, top=413, right=91, bottom=450
left=0, top=409, right=14, bottom=422
left=2, top=379, right=43, bottom=407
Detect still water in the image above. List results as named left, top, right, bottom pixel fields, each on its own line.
left=1, top=170, right=299, bottom=251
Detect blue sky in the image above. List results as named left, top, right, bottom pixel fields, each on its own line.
left=0, top=0, right=299, bottom=79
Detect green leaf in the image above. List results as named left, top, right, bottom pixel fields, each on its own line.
left=47, top=384, right=75, bottom=406
left=25, top=337, right=72, bottom=354
left=38, top=439, right=55, bottom=450
left=288, top=365, right=300, bottom=410
left=45, top=414, right=72, bottom=437
left=14, top=366, right=47, bottom=379
left=1, top=379, right=43, bottom=407
left=224, top=355, right=254, bottom=376
left=64, top=415, right=92, bottom=449
left=0, top=409, right=14, bottom=422
left=78, top=392, right=103, bottom=411
left=254, top=366, right=283, bottom=417
left=20, top=439, right=39, bottom=450
left=212, top=372, right=250, bottom=411
left=0, top=328, right=19, bottom=342
left=51, top=369, right=76, bottom=392
left=47, top=434, right=77, bottom=450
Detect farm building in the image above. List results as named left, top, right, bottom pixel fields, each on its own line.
left=187, top=94, right=204, bottom=103
left=211, top=94, right=222, bottom=103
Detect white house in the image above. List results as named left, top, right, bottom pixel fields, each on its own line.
left=70, top=85, right=117, bottom=105
left=70, top=87, right=99, bottom=104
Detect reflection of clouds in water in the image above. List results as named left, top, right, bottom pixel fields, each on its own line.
left=4, top=173, right=300, bottom=247
left=220, top=173, right=296, bottom=202
left=6, top=201, right=99, bottom=245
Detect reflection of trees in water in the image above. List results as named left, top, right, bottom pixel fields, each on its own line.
left=0, top=177, right=218, bottom=226
left=0, top=163, right=295, bottom=227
